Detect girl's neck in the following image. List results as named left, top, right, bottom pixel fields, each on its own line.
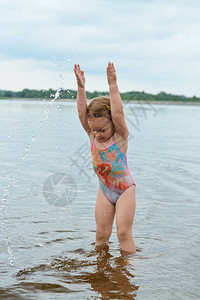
left=94, top=135, right=114, bottom=150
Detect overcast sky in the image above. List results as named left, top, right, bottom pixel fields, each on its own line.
left=0, top=0, right=200, bottom=96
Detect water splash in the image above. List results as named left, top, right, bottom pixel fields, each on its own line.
left=1, top=184, right=15, bottom=267
left=1, top=85, right=64, bottom=268
left=1, top=55, right=75, bottom=268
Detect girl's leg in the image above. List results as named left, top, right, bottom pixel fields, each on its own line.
left=95, top=187, right=115, bottom=247
left=116, top=186, right=136, bottom=253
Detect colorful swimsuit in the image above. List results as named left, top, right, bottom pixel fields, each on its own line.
left=91, top=136, right=135, bottom=205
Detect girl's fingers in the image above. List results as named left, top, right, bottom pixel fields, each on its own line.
left=107, top=62, right=116, bottom=76
left=74, top=64, right=81, bottom=70
left=110, top=62, right=115, bottom=71
left=74, top=64, right=84, bottom=76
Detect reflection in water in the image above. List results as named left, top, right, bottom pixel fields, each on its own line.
left=88, top=245, right=139, bottom=299
left=15, top=245, right=139, bottom=299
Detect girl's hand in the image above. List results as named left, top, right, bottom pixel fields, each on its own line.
left=74, top=64, right=85, bottom=88
left=107, top=61, right=117, bottom=86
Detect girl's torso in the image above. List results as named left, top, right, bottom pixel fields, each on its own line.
left=90, top=134, right=135, bottom=201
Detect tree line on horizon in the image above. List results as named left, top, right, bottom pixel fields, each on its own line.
left=0, top=88, right=199, bottom=102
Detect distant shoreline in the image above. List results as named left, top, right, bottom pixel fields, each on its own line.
left=1, top=98, right=200, bottom=106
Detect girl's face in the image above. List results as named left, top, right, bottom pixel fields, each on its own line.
left=88, top=117, right=114, bottom=142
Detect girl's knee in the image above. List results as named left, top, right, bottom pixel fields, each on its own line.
left=117, top=226, right=132, bottom=242
left=96, top=225, right=112, bottom=241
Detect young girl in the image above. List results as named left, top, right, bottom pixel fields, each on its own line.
left=74, top=62, right=136, bottom=253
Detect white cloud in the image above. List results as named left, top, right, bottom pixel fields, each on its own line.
left=0, top=57, right=74, bottom=91
left=0, top=0, right=200, bottom=96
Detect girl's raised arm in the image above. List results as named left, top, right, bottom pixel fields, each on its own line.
left=74, top=64, right=91, bottom=135
left=107, top=62, right=129, bottom=138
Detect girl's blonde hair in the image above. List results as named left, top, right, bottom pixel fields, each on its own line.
left=87, top=96, right=111, bottom=120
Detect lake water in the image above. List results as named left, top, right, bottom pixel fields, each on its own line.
left=0, top=99, right=199, bottom=299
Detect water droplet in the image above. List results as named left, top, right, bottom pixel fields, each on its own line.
left=32, top=135, right=36, bottom=142
left=22, top=152, right=27, bottom=160
left=25, top=144, right=30, bottom=152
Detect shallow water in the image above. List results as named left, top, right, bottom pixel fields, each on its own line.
left=0, top=99, right=200, bottom=299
